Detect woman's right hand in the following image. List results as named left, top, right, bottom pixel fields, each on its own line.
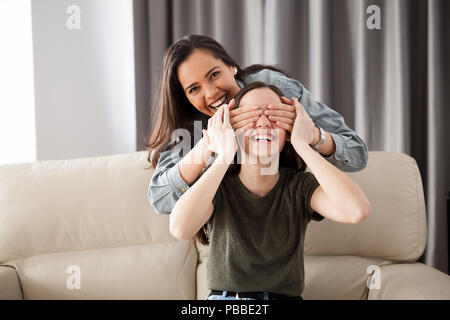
left=202, top=105, right=237, bottom=162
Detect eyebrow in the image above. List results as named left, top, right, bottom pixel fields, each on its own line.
left=184, top=66, right=220, bottom=92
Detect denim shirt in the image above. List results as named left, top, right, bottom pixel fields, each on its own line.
left=148, top=69, right=368, bottom=214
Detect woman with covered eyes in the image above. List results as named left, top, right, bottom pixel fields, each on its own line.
left=169, top=82, right=371, bottom=300
left=146, top=34, right=368, bottom=214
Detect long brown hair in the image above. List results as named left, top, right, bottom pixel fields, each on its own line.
left=145, top=34, right=289, bottom=168
left=195, top=82, right=306, bottom=246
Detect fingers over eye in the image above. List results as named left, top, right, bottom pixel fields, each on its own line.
left=264, top=109, right=295, bottom=118
left=268, top=115, right=295, bottom=124
left=230, top=110, right=261, bottom=125
left=268, top=104, right=295, bottom=112
left=233, top=117, right=258, bottom=130
left=229, top=105, right=259, bottom=117
left=234, top=121, right=254, bottom=135
left=275, top=121, right=293, bottom=132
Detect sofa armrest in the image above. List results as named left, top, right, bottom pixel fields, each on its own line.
left=368, top=262, right=450, bottom=300
left=0, top=265, right=23, bottom=300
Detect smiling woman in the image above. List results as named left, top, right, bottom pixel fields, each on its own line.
left=146, top=34, right=369, bottom=216
left=177, top=49, right=241, bottom=116
left=169, top=82, right=370, bottom=300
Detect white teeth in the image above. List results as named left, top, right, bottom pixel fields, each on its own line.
left=210, top=95, right=226, bottom=108
left=251, top=135, right=272, bottom=141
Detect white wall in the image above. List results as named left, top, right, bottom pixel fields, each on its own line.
left=31, top=0, right=136, bottom=161
left=0, top=0, right=36, bottom=165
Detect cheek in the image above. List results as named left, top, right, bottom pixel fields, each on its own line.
left=276, top=131, right=287, bottom=152
left=187, top=94, right=199, bottom=106
left=222, top=74, right=240, bottom=96
left=187, top=94, right=207, bottom=113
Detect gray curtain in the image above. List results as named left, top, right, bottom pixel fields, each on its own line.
left=134, top=0, right=449, bottom=274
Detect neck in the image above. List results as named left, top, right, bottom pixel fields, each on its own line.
left=238, top=157, right=280, bottom=197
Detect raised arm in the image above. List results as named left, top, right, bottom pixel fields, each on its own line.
left=170, top=105, right=237, bottom=240
left=290, top=98, right=370, bottom=224
left=169, top=154, right=230, bottom=240
left=243, top=69, right=368, bottom=172
left=148, top=102, right=236, bottom=215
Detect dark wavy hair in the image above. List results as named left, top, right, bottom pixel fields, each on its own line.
left=145, top=34, right=289, bottom=168
left=195, top=82, right=306, bottom=246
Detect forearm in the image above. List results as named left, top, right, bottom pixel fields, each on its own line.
left=170, top=154, right=230, bottom=240
left=298, top=84, right=368, bottom=171
left=311, top=127, right=336, bottom=157
left=178, top=137, right=213, bottom=184
left=294, top=142, right=370, bottom=217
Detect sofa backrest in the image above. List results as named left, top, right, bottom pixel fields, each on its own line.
left=0, top=152, right=196, bottom=299
left=304, top=151, right=427, bottom=262
left=0, top=151, right=427, bottom=299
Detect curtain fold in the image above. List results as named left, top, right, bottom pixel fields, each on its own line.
left=426, top=0, right=449, bottom=273
left=135, top=0, right=449, bottom=274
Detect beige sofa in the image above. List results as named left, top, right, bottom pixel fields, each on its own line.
left=0, top=151, right=449, bottom=300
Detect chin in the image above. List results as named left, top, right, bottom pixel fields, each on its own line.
left=197, top=107, right=215, bottom=117
left=245, top=148, right=281, bottom=164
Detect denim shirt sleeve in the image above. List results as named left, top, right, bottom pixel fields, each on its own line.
left=147, top=147, right=190, bottom=214
left=148, top=113, right=210, bottom=214
left=245, top=69, right=368, bottom=172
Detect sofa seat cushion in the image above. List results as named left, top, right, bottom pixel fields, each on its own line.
left=367, top=262, right=450, bottom=300
left=303, top=255, right=391, bottom=300
left=6, top=241, right=197, bottom=299
left=0, top=266, right=23, bottom=299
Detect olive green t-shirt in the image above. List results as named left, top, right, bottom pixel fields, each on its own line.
left=207, top=167, right=324, bottom=297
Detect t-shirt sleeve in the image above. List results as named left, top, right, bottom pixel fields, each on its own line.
left=296, top=172, right=324, bottom=223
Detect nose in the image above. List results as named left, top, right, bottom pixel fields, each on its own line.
left=204, top=84, right=219, bottom=100
left=255, top=113, right=272, bottom=128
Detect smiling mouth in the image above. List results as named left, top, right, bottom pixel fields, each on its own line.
left=249, top=133, right=276, bottom=143
left=251, top=137, right=272, bottom=142
left=209, top=94, right=227, bottom=109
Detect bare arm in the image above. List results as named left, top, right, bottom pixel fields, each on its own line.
left=170, top=154, right=230, bottom=240
left=295, top=144, right=370, bottom=224
left=170, top=105, right=237, bottom=240
left=290, top=98, right=370, bottom=224
left=178, top=137, right=213, bottom=184
left=178, top=99, right=235, bottom=184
